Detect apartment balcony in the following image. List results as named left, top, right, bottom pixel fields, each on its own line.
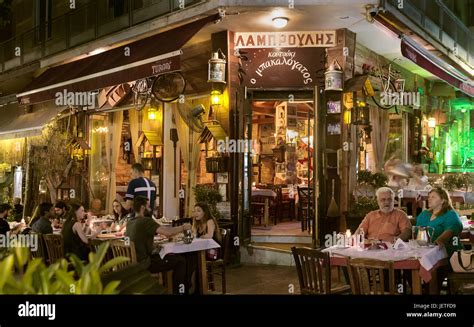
left=383, top=0, right=474, bottom=70
left=0, top=0, right=205, bottom=73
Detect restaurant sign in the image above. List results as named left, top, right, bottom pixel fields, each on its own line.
left=234, top=31, right=336, bottom=49
left=240, top=47, right=324, bottom=88
left=150, top=56, right=180, bottom=76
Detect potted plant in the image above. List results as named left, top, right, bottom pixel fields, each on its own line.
left=345, top=196, right=379, bottom=232
left=193, top=184, right=223, bottom=219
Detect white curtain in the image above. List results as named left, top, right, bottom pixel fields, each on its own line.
left=106, top=111, right=124, bottom=213
left=370, top=106, right=390, bottom=172
left=128, top=109, right=141, bottom=163
left=172, top=98, right=210, bottom=216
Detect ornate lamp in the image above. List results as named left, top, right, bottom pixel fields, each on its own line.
left=208, top=50, right=226, bottom=84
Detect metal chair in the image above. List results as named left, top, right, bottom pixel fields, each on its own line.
left=291, top=247, right=350, bottom=294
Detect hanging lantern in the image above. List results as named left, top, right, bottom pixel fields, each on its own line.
left=351, top=101, right=369, bottom=125
left=210, top=90, right=222, bottom=105
left=148, top=107, right=157, bottom=121
left=39, top=177, right=48, bottom=194
left=325, top=59, right=343, bottom=91
left=208, top=51, right=226, bottom=84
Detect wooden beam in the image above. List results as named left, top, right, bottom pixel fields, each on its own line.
left=252, top=118, right=275, bottom=124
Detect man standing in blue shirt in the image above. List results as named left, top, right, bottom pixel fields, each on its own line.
left=124, top=163, right=157, bottom=214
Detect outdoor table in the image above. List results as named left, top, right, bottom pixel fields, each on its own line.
left=157, top=238, right=221, bottom=294
left=323, top=244, right=448, bottom=294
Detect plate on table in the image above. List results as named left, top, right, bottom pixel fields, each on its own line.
left=96, top=233, right=122, bottom=239
left=157, top=217, right=173, bottom=225
left=154, top=235, right=169, bottom=244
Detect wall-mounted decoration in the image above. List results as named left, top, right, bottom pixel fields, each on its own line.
left=327, top=122, right=341, bottom=135
left=327, top=100, right=341, bottom=114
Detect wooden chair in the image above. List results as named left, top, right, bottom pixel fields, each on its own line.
left=348, top=258, right=396, bottom=295
left=251, top=195, right=267, bottom=225
left=274, top=185, right=294, bottom=223
left=207, top=228, right=231, bottom=294
left=43, top=234, right=64, bottom=264
left=110, top=240, right=137, bottom=271
left=297, top=186, right=314, bottom=231
left=30, top=233, right=48, bottom=264
left=291, top=247, right=350, bottom=294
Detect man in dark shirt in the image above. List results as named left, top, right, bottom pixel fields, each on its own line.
left=124, top=163, right=156, bottom=212
left=54, top=201, right=68, bottom=225
left=0, top=203, right=12, bottom=235
left=32, top=203, right=54, bottom=234
left=125, top=196, right=189, bottom=294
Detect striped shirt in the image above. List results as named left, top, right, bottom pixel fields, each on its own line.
left=125, top=177, right=157, bottom=209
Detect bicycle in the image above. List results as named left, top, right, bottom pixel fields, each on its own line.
left=369, top=59, right=403, bottom=112
left=131, top=77, right=155, bottom=111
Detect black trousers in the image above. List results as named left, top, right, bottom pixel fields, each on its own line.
left=181, top=252, right=199, bottom=294
left=149, top=254, right=187, bottom=294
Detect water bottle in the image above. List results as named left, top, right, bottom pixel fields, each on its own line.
left=359, top=228, right=365, bottom=249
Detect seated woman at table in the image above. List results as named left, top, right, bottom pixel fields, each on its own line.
left=111, top=199, right=129, bottom=232
left=416, top=187, right=463, bottom=293
left=184, top=202, right=222, bottom=294
left=415, top=187, right=463, bottom=256
left=192, top=202, right=222, bottom=244
left=62, top=202, right=99, bottom=261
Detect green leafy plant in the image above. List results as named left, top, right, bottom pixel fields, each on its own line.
left=443, top=174, right=465, bottom=191
left=0, top=242, right=128, bottom=294
left=347, top=196, right=379, bottom=218
left=357, top=170, right=388, bottom=189
left=193, top=184, right=223, bottom=219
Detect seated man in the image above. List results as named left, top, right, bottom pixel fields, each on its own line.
left=32, top=203, right=54, bottom=234
left=125, top=196, right=190, bottom=294
left=356, top=187, right=412, bottom=242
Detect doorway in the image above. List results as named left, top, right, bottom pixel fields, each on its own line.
left=241, top=89, right=320, bottom=247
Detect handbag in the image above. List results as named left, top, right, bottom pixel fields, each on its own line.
left=206, top=248, right=221, bottom=261
left=450, top=250, right=474, bottom=273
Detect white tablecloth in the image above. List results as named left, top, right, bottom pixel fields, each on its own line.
left=251, top=188, right=277, bottom=198
left=157, top=238, right=220, bottom=259
left=323, top=244, right=448, bottom=271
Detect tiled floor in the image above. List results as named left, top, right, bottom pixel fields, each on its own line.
left=210, top=263, right=300, bottom=295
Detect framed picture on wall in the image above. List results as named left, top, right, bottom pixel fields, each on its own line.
left=327, top=101, right=341, bottom=114
left=217, top=173, right=229, bottom=184
left=327, top=122, right=341, bottom=135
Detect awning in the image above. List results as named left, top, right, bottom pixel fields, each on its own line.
left=17, top=14, right=220, bottom=105
left=199, top=124, right=228, bottom=144
left=136, top=130, right=162, bottom=147
left=401, top=39, right=474, bottom=97
left=0, top=103, right=64, bottom=140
